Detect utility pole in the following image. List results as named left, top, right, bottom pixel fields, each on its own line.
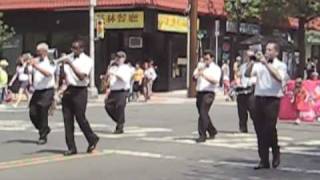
left=187, top=0, right=198, bottom=97
left=88, top=0, right=98, bottom=98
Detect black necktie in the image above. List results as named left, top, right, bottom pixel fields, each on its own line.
left=74, top=54, right=79, bottom=59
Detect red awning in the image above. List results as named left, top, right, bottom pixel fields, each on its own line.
left=0, top=0, right=225, bottom=15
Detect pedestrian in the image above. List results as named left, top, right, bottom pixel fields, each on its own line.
left=143, top=61, right=157, bottom=101
left=61, top=40, right=99, bottom=156
left=132, top=63, right=144, bottom=101
left=9, top=54, right=32, bottom=107
left=221, top=60, right=231, bottom=101
left=0, top=59, right=9, bottom=105
left=104, top=51, right=133, bottom=134
left=245, top=42, right=288, bottom=170
left=235, top=50, right=257, bottom=133
left=28, top=43, right=56, bottom=145
left=193, top=50, right=221, bottom=143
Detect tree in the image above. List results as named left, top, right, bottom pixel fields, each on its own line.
left=0, top=12, right=15, bottom=54
left=224, top=0, right=320, bottom=77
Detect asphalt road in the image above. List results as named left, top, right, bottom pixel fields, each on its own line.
left=0, top=101, right=320, bottom=180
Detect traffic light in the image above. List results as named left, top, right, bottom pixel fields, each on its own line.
left=96, top=19, right=105, bottom=39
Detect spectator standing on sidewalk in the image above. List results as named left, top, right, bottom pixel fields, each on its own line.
left=132, top=63, right=144, bottom=101
left=143, top=61, right=157, bottom=101
left=0, top=59, right=9, bottom=105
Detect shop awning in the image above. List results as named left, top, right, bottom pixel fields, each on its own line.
left=0, top=0, right=225, bottom=15
left=306, top=30, right=320, bottom=45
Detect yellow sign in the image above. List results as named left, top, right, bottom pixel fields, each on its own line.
left=158, top=14, right=199, bottom=33
left=95, top=11, right=144, bottom=29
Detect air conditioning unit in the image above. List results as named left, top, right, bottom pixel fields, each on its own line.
left=129, top=37, right=143, bottom=48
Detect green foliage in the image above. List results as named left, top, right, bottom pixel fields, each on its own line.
left=0, top=13, right=15, bottom=51
left=224, top=0, right=320, bottom=24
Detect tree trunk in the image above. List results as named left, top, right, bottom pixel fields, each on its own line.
left=297, top=17, right=306, bottom=78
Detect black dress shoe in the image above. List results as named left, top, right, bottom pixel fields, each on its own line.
left=64, top=150, right=77, bottom=156
left=195, top=137, right=206, bottom=143
left=87, top=137, right=99, bottom=153
left=113, top=129, right=124, bottom=134
left=254, top=162, right=270, bottom=170
left=208, top=132, right=218, bottom=139
left=272, top=149, right=281, bottom=168
left=37, top=138, right=47, bottom=145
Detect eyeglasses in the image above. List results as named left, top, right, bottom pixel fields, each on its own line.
left=71, top=46, right=80, bottom=50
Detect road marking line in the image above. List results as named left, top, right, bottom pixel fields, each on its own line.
left=206, top=161, right=320, bottom=175
left=0, top=149, right=176, bottom=171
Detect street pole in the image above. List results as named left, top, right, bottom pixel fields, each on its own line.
left=186, top=16, right=190, bottom=89
left=187, top=0, right=198, bottom=98
left=88, top=0, right=98, bottom=98
left=215, top=20, right=220, bottom=64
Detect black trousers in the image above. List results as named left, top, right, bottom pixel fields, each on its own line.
left=29, top=88, right=54, bottom=139
left=62, top=86, right=98, bottom=151
left=196, top=92, right=217, bottom=138
left=236, top=93, right=256, bottom=132
left=254, top=96, right=280, bottom=164
left=104, top=90, right=128, bottom=129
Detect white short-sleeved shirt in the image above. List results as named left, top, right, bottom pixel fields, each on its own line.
left=17, top=65, right=31, bottom=82
left=145, top=67, right=157, bottom=81
left=194, top=62, right=221, bottom=92
left=222, top=64, right=230, bottom=81
left=252, top=58, right=288, bottom=97
left=109, top=64, right=133, bottom=91
left=33, top=57, right=56, bottom=90
left=239, top=63, right=256, bottom=87
left=64, top=53, right=92, bottom=87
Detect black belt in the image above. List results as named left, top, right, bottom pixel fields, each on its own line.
left=111, top=89, right=129, bottom=93
left=34, top=88, right=54, bottom=92
left=68, top=86, right=87, bottom=89
left=197, top=91, right=215, bottom=94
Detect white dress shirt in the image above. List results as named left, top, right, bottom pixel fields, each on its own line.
left=194, top=62, right=221, bottom=92
left=109, top=64, right=133, bottom=91
left=252, top=58, right=288, bottom=97
left=144, top=67, right=157, bottom=81
left=239, top=63, right=256, bottom=87
left=33, top=57, right=56, bottom=90
left=64, top=53, right=92, bottom=87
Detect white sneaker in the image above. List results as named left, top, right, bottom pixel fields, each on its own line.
left=295, top=119, right=301, bottom=125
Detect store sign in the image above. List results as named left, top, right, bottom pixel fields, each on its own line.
left=158, top=14, right=189, bottom=33
left=95, top=11, right=144, bottom=29
left=226, top=21, right=260, bottom=35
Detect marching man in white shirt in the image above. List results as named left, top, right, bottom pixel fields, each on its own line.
left=105, top=51, right=133, bottom=134
left=193, top=50, right=221, bottom=143
left=29, top=43, right=56, bottom=145
left=246, top=42, right=288, bottom=170
left=61, top=40, right=99, bottom=156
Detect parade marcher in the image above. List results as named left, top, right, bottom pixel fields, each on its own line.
left=104, top=51, right=133, bottom=134
left=62, top=40, right=99, bottom=156
left=28, top=43, right=56, bottom=145
left=193, top=50, right=221, bottom=143
left=246, top=42, right=288, bottom=170
left=235, top=50, right=257, bottom=133
left=0, top=59, right=9, bottom=105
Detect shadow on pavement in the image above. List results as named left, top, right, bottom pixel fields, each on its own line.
left=3, top=139, right=38, bottom=144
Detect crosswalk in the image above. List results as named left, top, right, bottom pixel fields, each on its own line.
left=0, top=119, right=320, bottom=157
